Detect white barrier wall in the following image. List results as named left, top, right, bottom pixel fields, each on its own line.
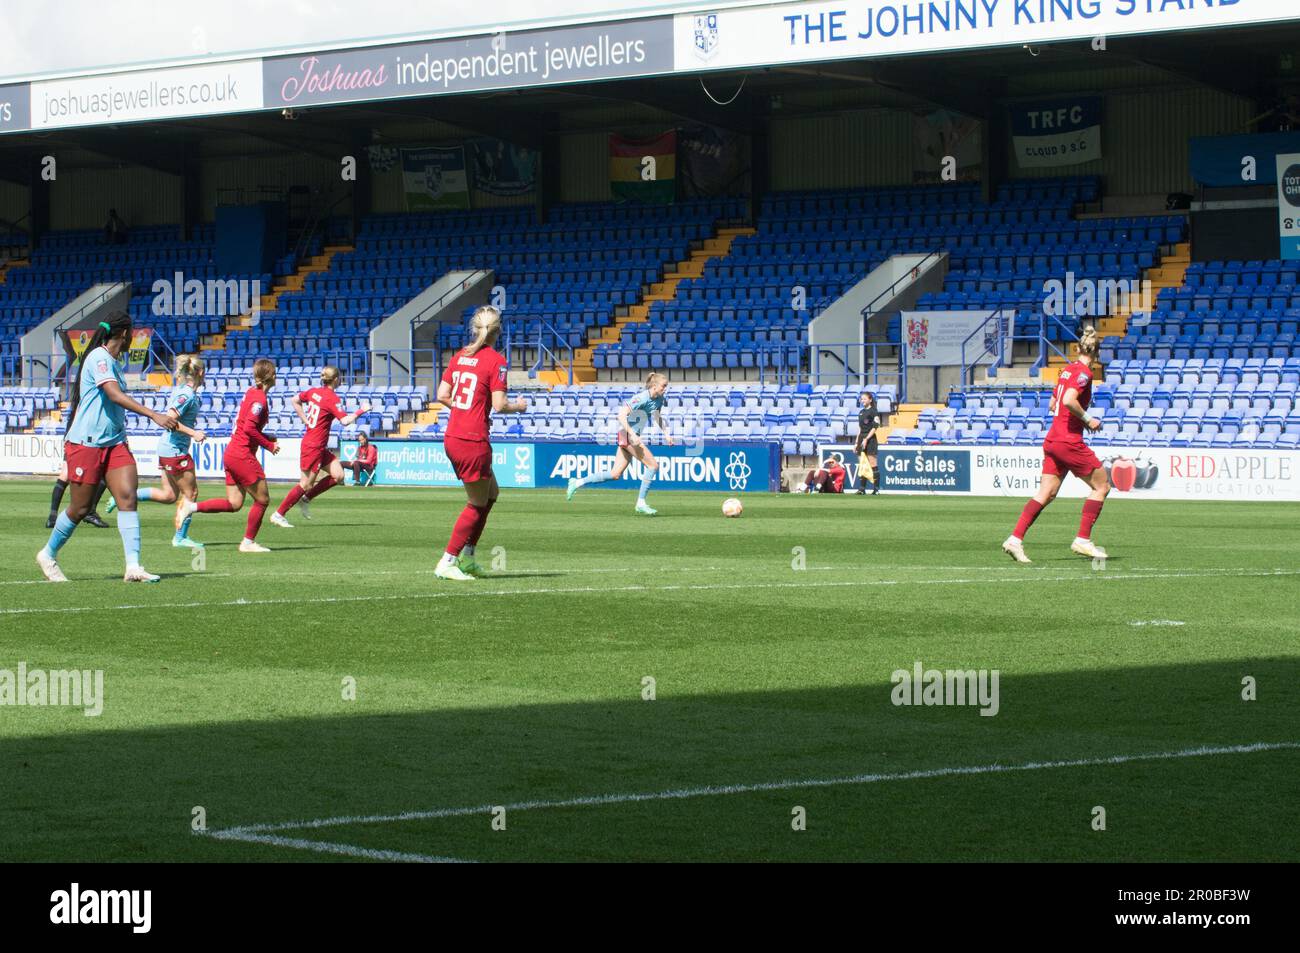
left=0, top=434, right=303, bottom=481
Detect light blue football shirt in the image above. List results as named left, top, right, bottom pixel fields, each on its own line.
left=624, top=389, right=665, bottom=435
left=65, top=346, right=127, bottom=448
left=157, top=384, right=200, bottom=456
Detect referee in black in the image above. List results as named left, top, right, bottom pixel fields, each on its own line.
left=855, top=391, right=880, bottom=495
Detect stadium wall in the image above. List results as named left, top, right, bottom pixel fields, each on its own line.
left=50, top=161, right=183, bottom=230
left=770, top=110, right=913, bottom=191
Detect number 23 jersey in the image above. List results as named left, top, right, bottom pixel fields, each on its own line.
left=440, top=347, right=508, bottom=443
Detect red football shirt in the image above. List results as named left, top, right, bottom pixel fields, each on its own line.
left=298, top=386, right=346, bottom=457
left=1046, top=361, right=1093, bottom=441
left=230, top=386, right=275, bottom=457
left=441, top=347, right=507, bottom=443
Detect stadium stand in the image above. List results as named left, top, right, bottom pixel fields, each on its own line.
left=0, top=225, right=274, bottom=358
left=401, top=383, right=898, bottom=456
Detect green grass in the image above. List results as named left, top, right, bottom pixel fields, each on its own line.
left=1, top=477, right=1297, bottom=862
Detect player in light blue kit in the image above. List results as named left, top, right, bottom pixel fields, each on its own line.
left=36, top=310, right=178, bottom=583
left=108, top=353, right=207, bottom=548
left=566, top=371, right=673, bottom=516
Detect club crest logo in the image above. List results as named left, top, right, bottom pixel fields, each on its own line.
left=906, top=317, right=929, bottom=359
left=424, top=164, right=445, bottom=198
left=693, top=13, right=719, bottom=62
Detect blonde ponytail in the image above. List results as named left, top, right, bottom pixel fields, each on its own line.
left=175, top=353, right=204, bottom=385
left=1077, top=326, right=1099, bottom=359
left=645, top=371, right=667, bottom=390
left=320, top=366, right=341, bottom=388
left=464, top=305, right=502, bottom=356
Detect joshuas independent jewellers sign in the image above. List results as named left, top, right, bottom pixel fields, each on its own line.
left=1, top=1, right=1299, bottom=134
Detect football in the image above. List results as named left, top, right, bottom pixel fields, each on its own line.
left=722, top=497, right=743, bottom=518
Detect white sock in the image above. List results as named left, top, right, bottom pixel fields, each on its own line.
left=440, top=552, right=458, bottom=566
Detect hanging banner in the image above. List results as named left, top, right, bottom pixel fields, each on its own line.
left=1011, top=97, right=1102, bottom=169
left=610, top=131, right=676, bottom=204
left=679, top=125, right=744, bottom=197
left=401, top=146, right=469, bottom=211
left=126, top=328, right=154, bottom=371
left=902, top=310, right=1012, bottom=367
left=913, top=110, right=981, bottom=183
left=468, top=137, right=538, bottom=197
left=1276, top=152, right=1300, bottom=261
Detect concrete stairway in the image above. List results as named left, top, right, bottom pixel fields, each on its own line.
left=199, top=245, right=354, bottom=353
left=536, top=227, right=757, bottom=386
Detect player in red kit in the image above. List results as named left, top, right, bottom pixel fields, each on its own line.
left=434, top=306, right=527, bottom=581
left=179, top=358, right=281, bottom=553
left=270, top=366, right=370, bottom=528
left=1003, top=327, right=1111, bottom=563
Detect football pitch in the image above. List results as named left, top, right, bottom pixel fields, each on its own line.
left=0, top=477, right=1297, bottom=862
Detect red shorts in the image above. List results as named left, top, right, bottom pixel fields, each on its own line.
left=159, top=454, right=194, bottom=474
left=1042, top=438, right=1101, bottom=480
left=301, top=448, right=337, bottom=475
left=65, top=441, right=134, bottom=484
left=224, top=451, right=266, bottom=487
left=444, top=435, right=493, bottom=483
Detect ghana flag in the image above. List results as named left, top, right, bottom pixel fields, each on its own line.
left=610, top=131, right=677, bottom=204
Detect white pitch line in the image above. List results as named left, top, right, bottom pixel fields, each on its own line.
left=207, top=741, right=1300, bottom=851
left=2, top=568, right=1298, bottom=616
left=0, top=562, right=1287, bottom=588
left=204, top=830, right=469, bottom=863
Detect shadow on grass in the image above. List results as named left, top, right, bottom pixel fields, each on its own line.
left=0, top=658, right=1296, bottom=862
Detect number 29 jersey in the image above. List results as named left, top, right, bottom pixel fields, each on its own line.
left=440, top=347, right=508, bottom=443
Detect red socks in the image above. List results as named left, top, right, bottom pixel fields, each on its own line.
left=1012, top=499, right=1045, bottom=540
left=1078, top=499, right=1104, bottom=539
left=197, top=498, right=235, bottom=513
left=306, top=476, right=338, bottom=500
left=447, top=503, right=487, bottom=555
left=245, top=502, right=267, bottom=541
left=468, top=499, right=495, bottom=548
left=277, top=485, right=305, bottom=516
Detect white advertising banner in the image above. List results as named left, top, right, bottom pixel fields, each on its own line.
left=674, top=1, right=1300, bottom=74
left=29, top=59, right=264, bottom=130
left=819, top=443, right=1300, bottom=502
left=1276, top=152, right=1300, bottom=261
left=902, top=310, right=1011, bottom=367
left=0, top=433, right=303, bottom=481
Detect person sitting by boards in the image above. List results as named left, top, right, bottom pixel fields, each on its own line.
left=804, top=458, right=847, bottom=493
left=342, top=433, right=378, bottom=486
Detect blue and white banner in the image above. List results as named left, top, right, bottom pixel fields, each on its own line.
left=534, top=441, right=781, bottom=492
left=334, top=439, right=780, bottom=491
left=1276, top=153, right=1300, bottom=261
left=672, top=2, right=1300, bottom=75
left=1011, top=97, right=1102, bottom=168
left=902, top=310, right=1012, bottom=367
left=341, top=439, right=536, bottom=488
left=401, top=146, right=470, bottom=211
